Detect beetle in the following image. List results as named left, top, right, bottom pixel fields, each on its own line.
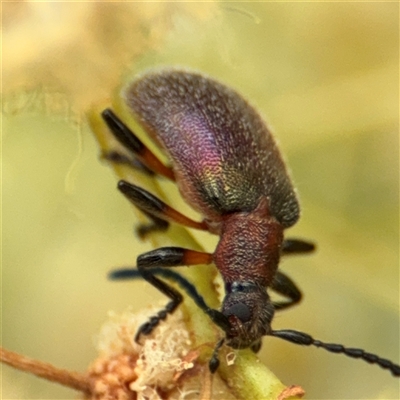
left=100, top=68, right=400, bottom=376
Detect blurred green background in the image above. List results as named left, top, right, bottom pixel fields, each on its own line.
left=3, top=2, right=399, bottom=399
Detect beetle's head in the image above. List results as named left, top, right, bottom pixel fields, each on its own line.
left=222, top=282, right=274, bottom=349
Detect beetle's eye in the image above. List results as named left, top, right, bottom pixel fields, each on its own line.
left=226, top=302, right=251, bottom=323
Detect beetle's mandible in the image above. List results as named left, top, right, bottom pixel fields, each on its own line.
left=100, top=68, right=400, bottom=377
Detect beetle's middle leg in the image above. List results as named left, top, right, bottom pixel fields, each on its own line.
left=118, top=180, right=208, bottom=238
left=101, top=108, right=175, bottom=180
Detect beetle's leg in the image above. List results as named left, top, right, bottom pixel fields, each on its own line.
left=101, top=108, right=175, bottom=180
left=110, top=264, right=230, bottom=337
left=282, top=238, right=315, bottom=255
left=101, top=150, right=156, bottom=176
left=110, top=261, right=230, bottom=372
left=270, top=271, right=302, bottom=311
left=135, top=210, right=170, bottom=238
left=135, top=247, right=217, bottom=340
left=250, top=339, right=262, bottom=353
left=209, top=338, right=225, bottom=373
left=118, top=180, right=208, bottom=238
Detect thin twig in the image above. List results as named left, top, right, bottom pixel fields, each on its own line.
left=1, top=347, right=91, bottom=394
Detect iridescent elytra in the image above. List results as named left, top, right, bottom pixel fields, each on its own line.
left=101, top=69, right=400, bottom=377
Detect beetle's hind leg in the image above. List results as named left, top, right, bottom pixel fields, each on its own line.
left=101, top=150, right=156, bottom=176
left=118, top=180, right=208, bottom=238
left=270, top=271, right=302, bottom=311
left=101, top=108, right=175, bottom=180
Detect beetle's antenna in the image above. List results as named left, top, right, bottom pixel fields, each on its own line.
left=270, top=329, right=400, bottom=377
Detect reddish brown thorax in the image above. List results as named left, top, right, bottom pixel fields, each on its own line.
left=213, top=197, right=283, bottom=287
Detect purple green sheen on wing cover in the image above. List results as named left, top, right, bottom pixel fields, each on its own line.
left=124, top=69, right=299, bottom=227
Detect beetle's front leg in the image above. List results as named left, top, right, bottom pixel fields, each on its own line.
left=282, top=238, right=315, bottom=255
left=270, top=271, right=302, bottom=311
left=135, top=247, right=213, bottom=341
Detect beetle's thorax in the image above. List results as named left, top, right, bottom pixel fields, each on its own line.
left=213, top=197, right=283, bottom=287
